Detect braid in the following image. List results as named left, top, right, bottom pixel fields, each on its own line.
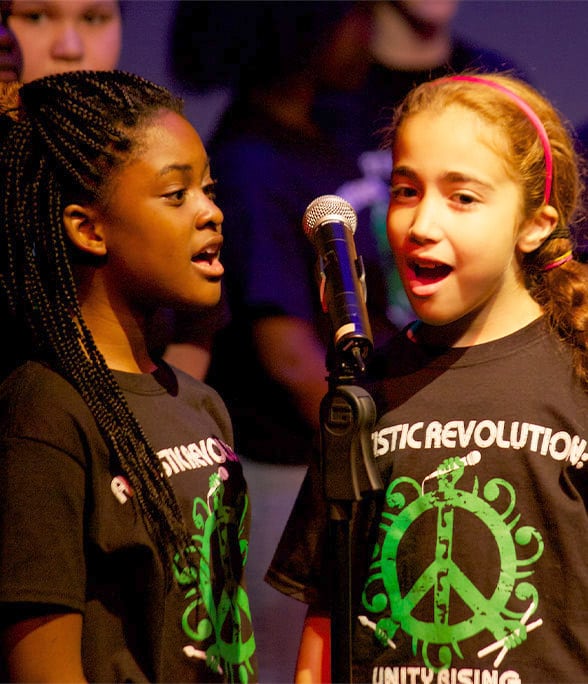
left=526, top=237, right=588, bottom=388
left=0, top=71, right=191, bottom=580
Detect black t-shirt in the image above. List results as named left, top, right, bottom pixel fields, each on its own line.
left=267, top=319, right=588, bottom=682
left=0, top=361, right=257, bottom=682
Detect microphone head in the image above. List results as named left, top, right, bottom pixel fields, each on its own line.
left=302, top=194, right=357, bottom=239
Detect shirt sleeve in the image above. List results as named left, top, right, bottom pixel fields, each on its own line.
left=266, top=448, right=384, bottom=610
left=265, top=455, right=330, bottom=607
left=0, top=435, right=87, bottom=615
left=0, top=366, right=90, bottom=621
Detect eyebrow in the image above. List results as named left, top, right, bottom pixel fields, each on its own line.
left=391, top=166, right=418, bottom=183
left=392, top=166, right=495, bottom=191
left=158, top=164, right=191, bottom=177
left=157, top=158, right=211, bottom=178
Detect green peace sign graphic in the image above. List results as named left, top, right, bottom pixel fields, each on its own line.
left=361, top=455, right=544, bottom=671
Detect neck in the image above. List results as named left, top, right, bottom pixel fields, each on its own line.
left=370, top=2, right=452, bottom=71
left=76, top=269, right=156, bottom=374
left=416, top=295, right=544, bottom=348
left=81, top=305, right=156, bottom=374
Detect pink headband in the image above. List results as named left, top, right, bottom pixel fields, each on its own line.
left=434, top=75, right=553, bottom=206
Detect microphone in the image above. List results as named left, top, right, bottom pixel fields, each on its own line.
left=302, top=195, right=373, bottom=368
left=423, top=450, right=482, bottom=482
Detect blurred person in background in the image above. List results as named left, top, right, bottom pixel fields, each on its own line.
left=172, top=0, right=523, bottom=466
left=175, top=1, right=396, bottom=467
left=313, top=0, right=526, bottom=327
left=8, top=0, right=121, bottom=82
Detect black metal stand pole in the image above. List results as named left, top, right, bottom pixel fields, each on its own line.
left=320, top=349, right=383, bottom=683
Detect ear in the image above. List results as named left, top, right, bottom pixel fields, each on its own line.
left=63, top=204, right=107, bottom=256
left=517, top=204, right=559, bottom=254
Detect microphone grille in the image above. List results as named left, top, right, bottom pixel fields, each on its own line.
left=302, top=194, right=357, bottom=238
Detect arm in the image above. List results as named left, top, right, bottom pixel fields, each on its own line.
left=253, top=316, right=328, bottom=430
left=295, top=605, right=331, bottom=684
left=1, top=612, right=86, bottom=683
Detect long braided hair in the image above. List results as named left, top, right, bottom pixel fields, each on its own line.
left=0, top=70, right=192, bottom=580
left=385, top=71, right=588, bottom=387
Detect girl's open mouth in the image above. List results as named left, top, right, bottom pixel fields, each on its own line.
left=411, top=259, right=453, bottom=281
left=191, top=246, right=224, bottom=278
left=407, top=258, right=453, bottom=296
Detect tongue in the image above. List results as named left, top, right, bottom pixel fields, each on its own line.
left=192, top=255, right=224, bottom=277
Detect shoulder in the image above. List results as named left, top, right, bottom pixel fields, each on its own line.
left=0, top=362, right=98, bottom=457
left=211, top=130, right=293, bottom=208
left=1, top=361, right=91, bottom=416
left=211, top=108, right=323, bottom=181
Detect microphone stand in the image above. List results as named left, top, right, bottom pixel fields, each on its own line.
left=320, top=343, right=383, bottom=683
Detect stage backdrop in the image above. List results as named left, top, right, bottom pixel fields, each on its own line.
left=118, top=0, right=588, bottom=142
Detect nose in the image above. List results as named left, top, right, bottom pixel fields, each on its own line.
left=408, top=196, right=444, bottom=244
left=200, top=196, right=224, bottom=234
left=51, top=25, right=84, bottom=61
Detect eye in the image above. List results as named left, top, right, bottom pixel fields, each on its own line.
left=390, top=184, right=419, bottom=203
left=451, top=191, right=478, bottom=207
left=82, top=11, right=115, bottom=26
left=15, top=9, right=48, bottom=24
left=163, top=188, right=187, bottom=205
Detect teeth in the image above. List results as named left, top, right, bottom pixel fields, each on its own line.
left=411, top=261, right=438, bottom=272
left=410, top=258, right=446, bottom=270
left=193, top=248, right=219, bottom=263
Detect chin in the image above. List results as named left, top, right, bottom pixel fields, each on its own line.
left=197, top=289, right=223, bottom=309
left=412, top=307, right=458, bottom=328
left=172, top=289, right=221, bottom=313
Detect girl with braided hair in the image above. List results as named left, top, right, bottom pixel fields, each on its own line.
left=0, top=70, right=257, bottom=683
left=266, top=72, right=588, bottom=682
